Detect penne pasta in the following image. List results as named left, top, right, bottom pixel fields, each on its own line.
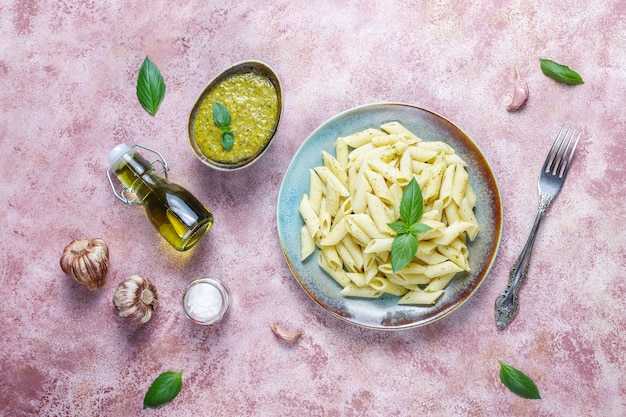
left=314, top=166, right=350, bottom=197
left=364, top=237, right=394, bottom=254
left=410, top=146, right=439, bottom=163
left=318, top=250, right=351, bottom=287
left=365, top=193, right=393, bottom=235
left=347, top=272, right=367, bottom=287
left=348, top=213, right=387, bottom=239
left=432, top=221, right=474, bottom=246
left=369, top=276, right=410, bottom=296
left=399, top=147, right=414, bottom=181
left=365, top=169, right=394, bottom=204
left=444, top=201, right=461, bottom=224
left=438, top=237, right=469, bottom=267
left=336, top=241, right=359, bottom=272
left=350, top=160, right=371, bottom=214
left=420, top=156, right=446, bottom=203
left=318, top=197, right=332, bottom=239
left=299, top=194, right=320, bottom=239
left=438, top=163, right=456, bottom=208
left=308, top=169, right=324, bottom=215
left=398, top=289, right=445, bottom=305
left=335, top=137, right=349, bottom=169
left=298, top=122, right=479, bottom=306
left=389, top=273, right=432, bottom=286
left=300, top=225, right=316, bottom=261
left=424, top=273, right=457, bottom=292
left=362, top=251, right=379, bottom=285
left=345, top=216, right=373, bottom=246
left=380, top=121, right=421, bottom=143
left=459, top=197, right=479, bottom=240
left=319, top=216, right=348, bottom=246
left=451, top=163, right=469, bottom=206
left=419, top=141, right=454, bottom=154
left=424, top=261, right=464, bottom=278
left=319, top=244, right=342, bottom=270
left=338, top=235, right=364, bottom=270
left=464, top=182, right=477, bottom=208
left=340, top=283, right=383, bottom=298
left=340, top=128, right=385, bottom=148
left=322, top=150, right=348, bottom=187
left=333, top=197, right=353, bottom=225
left=367, top=158, right=409, bottom=186
left=417, top=251, right=449, bottom=265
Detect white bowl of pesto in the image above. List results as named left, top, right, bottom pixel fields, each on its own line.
left=188, top=60, right=283, bottom=171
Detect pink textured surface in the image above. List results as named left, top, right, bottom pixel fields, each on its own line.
left=1, top=1, right=624, bottom=416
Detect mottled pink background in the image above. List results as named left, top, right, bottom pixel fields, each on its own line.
left=1, top=1, right=624, bottom=416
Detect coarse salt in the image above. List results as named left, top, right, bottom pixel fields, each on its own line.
left=185, top=282, right=223, bottom=322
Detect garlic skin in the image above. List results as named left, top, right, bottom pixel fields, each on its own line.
left=270, top=322, right=302, bottom=343
left=112, top=275, right=158, bottom=324
left=60, top=238, right=109, bottom=291
left=506, top=68, right=529, bottom=112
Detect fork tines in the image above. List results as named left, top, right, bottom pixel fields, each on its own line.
left=543, top=126, right=582, bottom=178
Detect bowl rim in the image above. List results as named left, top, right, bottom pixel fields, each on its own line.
left=187, top=60, right=283, bottom=171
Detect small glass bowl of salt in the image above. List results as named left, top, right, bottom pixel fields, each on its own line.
left=182, top=278, right=230, bottom=325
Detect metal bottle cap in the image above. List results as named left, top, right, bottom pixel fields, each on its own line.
left=106, top=144, right=169, bottom=206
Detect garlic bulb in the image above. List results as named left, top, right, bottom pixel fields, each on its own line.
left=60, top=238, right=109, bottom=291
left=506, top=68, right=529, bottom=112
left=270, top=322, right=302, bottom=343
left=112, top=275, right=158, bottom=323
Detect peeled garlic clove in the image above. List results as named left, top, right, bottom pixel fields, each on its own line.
left=112, top=275, right=158, bottom=324
left=60, top=238, right=109, bottom=291
left=270, top=322, right=302, bottom=343
left=506, top=68, right=529, bottom=112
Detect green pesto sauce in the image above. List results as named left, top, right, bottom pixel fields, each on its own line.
left=192, top=72, right=278, bottom=164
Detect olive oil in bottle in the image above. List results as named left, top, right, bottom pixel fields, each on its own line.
left=107, top=144, right=213, bottom=251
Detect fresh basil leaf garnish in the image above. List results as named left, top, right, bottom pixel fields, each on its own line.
left=499, top=361, right=541, bottom=399
left=221, top=131, right=234, bottom=151
left=387, top=178, right=431, bottom=272
left=136, top=57, right=166, bottom=116
left=143, top=371, right=183, bottom=409
left=390, top=232, right=419, bottom=273
left=540, top=59, right=584, bottom=85
left=408, top=222, right=433, bottom=235
left=212, top=102, right=231, bottom=128
left=212, top=102, right=235, bottom=151
left=399, top=176, right=425, bottom=225
left=388, top=221, right=412, bottom=235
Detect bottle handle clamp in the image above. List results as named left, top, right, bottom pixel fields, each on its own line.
left=106, top=144, right=170, bottom=206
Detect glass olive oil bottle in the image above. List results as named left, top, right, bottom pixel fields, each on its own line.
left=107, top=144, right=213, bottom=251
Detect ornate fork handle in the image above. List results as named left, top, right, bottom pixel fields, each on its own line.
left=494, top=194, right=551, bottom=329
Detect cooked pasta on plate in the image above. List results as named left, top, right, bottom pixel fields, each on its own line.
left=277, top=103, right=502, bottom=330
left=298, top=121, right=479, bottom=306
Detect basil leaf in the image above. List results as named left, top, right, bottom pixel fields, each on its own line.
left=213, top=102, right=235, bottom=151
left=399, top=177, right=424, bottom=225
left=389, top=178, right=431, bottom=272
left=212, top=102, right=231, bottom=129
left=540, top=59, right=584, bottom=85
left=221, top=132, right=234, bottom=151
left=388, top=221, right=412, bottom=235
left=143, top=371, right=183, bottom=409
left=499, top=361, right=541, bottom=399
left=136, top=57, right=166, bottom=116
left=407, top=222, right=432, bottom=235
left=390, top=232, right=418, bottom=272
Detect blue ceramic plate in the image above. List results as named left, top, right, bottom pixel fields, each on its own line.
left=277, top=103, right=502, bottom=330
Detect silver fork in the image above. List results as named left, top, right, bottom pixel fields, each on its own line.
left=494, top=127, right=582, bottom=329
